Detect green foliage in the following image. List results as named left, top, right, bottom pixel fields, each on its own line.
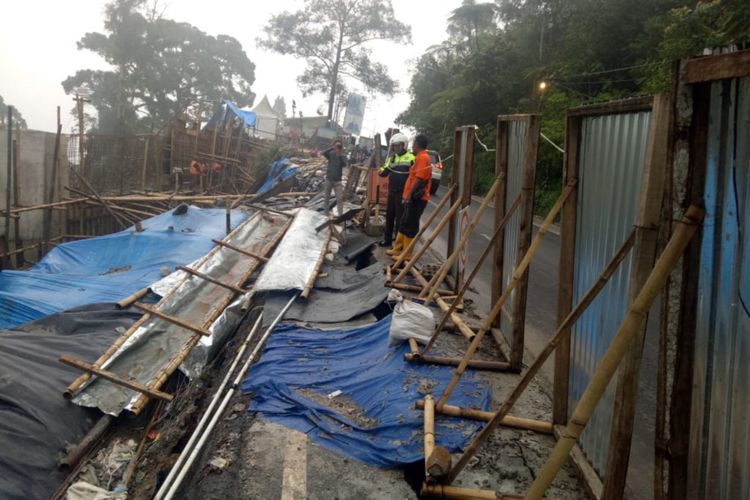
left=399, top=0, right=750, bottom=215
left=0, top=96, right=28, bottom=129
left=259, top=0, right=411, bottom=120
left=63, top=0, right=256, bottom=135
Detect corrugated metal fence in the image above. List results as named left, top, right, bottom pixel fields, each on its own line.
left=568, top=109, right=659, bottom=495
left=688, top=76, right=750, bottom=500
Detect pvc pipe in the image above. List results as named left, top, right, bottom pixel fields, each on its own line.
left=156, top=293, right=298, bottom=500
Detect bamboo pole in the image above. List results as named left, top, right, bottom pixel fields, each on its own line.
left=177, top=265, right=247, bottom=295
left=444, top=229, right=636, bottom=483
left=424, top=394, right=435, bottom=475
left=211, top=238, right=269, bottom=262
left=391, top=184, right=457, bottom=274
left=116, top=287, right=149, bottom=309
left=133, top=303, right=212, bottom=337
left=420, top=177, right=502, bottom=306
left=387, top=281, right=455, bottom=296
left=423, top=192, right=523, bottom=354
left=415, top=400, right=553, bottom=434
left=405, top=352, right=510, bottom=371
left=436, top=183, right=575, bottom=410
left=59, top=355, right=173, bottom=401
left=302, top=230, right=332, bottom=299
left=524, top=205, right=703, bottom=500
left=422, top=484, right=530, bottom=500
left=409, top=267, right=476, bottom=340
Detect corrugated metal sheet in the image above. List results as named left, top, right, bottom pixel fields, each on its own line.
left=569, top=110, right=653, bottom=478
left=500, top=119, right=527, bottom=333
left=689, top=76, right=750, bottom=500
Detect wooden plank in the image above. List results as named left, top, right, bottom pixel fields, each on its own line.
left=59, top=355, right=174, bottom=402
left=133, top=302, right=211, bottom=337
left=567, top=96, right=653, bottom=117
left=553, top=114, right=580, bottom=425
left=491, top=118, right=509, bottom=330
left=177, top=265, right=247, bottom=295
left=553, top=425, right=603, bottom=500
left=509, top=114, right=540, bottom=370
left=683, top=49, right=750, bottom=84
left=602, top=93, right=671, bottom=499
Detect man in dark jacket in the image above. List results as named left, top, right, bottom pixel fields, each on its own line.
left=378, top=133, right=414, bottom=248
left=321, top=140, right=347, bottom=217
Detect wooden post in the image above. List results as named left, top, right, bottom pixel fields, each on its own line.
left=553, top=114, right=580, bottom=425
left=509, top=115, right=539, bottom=370
left=446, top=126, right=475, bottom=292
left=602, top=93, right=672, bottom=498
left=423, top=394, right=435, bottom=475
left=524, top=206, right=704, bottom=500
left=301, top=231, right=331, bottom=299
left=415, top=400, right=553, bottom=434
left=491, top=118, right=509, bottom=329
left=141, top=137, right=150, bottom=191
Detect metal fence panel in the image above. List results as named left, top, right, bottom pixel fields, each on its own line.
left=569, top=110, right=652, bottom=476
left=689, top=76, right=750, bottom=500
left=499, top=119, right=527, bottom=334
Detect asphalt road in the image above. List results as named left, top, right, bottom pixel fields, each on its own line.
left=422, top=185, right=561, bottom=381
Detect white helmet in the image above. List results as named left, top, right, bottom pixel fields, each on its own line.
left=389, top=133, right=408, bottom=147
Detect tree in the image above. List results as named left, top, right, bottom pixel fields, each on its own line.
left=272, top=96, right=287, bottom=120
left=63, top=0, right=256, bottom=134
left=259, top=0, right=411, bottom=121
left=0, top=96, right=28, bottom=129
left=448, top=0, right=498, bottom=53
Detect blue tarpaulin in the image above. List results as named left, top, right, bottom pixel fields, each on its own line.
left=242, top=316, right=491, bottom=467
left=0, top=206, right=249, bottom=329
left=203, top=99, right=256, bottom=130
left=255, top=157, right=299, bottom=195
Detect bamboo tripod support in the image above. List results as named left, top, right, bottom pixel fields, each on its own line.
left=525, top=205, right=703, bottom=499
left=442, top=228, right=637, bottom=484
left=422, top=192, right=523, bottom=354
left=391, top=184, right=457, bottom=273
left=436, top=183, right=575, bottom=409
left=420, top=177, right=503, bottom=306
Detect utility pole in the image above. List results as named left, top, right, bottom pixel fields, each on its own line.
left=74, top=86, right=91, bottom=178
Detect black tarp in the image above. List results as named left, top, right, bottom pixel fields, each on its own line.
left=264, top=263, right=388, bottom=323
left=0, top=304, right=140, bottom=500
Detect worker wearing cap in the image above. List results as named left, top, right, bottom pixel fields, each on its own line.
left=391, top=134, right=432, bottom=261
left=379, top=133, right=414, bottom=250
left=321, top=140, right=347, bottom=217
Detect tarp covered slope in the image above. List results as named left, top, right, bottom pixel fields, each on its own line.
left=0, top=206, right=249, bottom=328
left=0, top=304, right=141, bottom=500
left=242, top=316, right=491, bottom=467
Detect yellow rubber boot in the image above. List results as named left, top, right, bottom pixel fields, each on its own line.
left=393, top=236, right=414, bottom=261
left=386, top=233, right=404, bottom=256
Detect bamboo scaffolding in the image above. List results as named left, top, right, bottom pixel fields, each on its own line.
left=423, top=192, right=523, bottom=354
left=436, top=183, right=575, bottom=410
left=391, top=184, right=458, bottom=275
left=424, top=394, right=436, bottom=476
left=420, top=177, right=503, bottom=306
left=116, top=287, right=150, bottom=309
left=422, top=483, right=550, bottom=500
left=406, top=352, right=510, bottom=371
left=63, top=211, right=266, bottom=398
left=387, top=280, right=455, bottom=296
left=177, top=265, right=247, bottom=295
left=525, top=205, right=703, bottom=499
left=443, top=229, right=636, bottom=484
left=409, top=267, right=476, bottom=340
left=59, top=355, right=173, bottom=401
left=415, top=400, right=553, bottom=434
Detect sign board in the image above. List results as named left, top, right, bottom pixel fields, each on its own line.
left=343, top=94, right=366, bottom=135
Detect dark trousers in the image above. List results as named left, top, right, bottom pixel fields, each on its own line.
left=400, top=199, right=427, bottom=238
left=384, top=190, right=404, bottom=244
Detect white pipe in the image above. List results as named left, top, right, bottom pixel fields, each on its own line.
left=157, top=293, right=299, bottom=500
left=154, top=313, right=263, bottom=498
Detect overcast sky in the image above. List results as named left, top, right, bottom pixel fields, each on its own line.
left=0, top=0, right=458, bottom=136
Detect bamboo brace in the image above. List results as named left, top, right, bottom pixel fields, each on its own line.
left=444, top=229, right=636, bottom=483
left=436, top=183, right=575, bottom=409
left=525, top=205, right=703, bottom=499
